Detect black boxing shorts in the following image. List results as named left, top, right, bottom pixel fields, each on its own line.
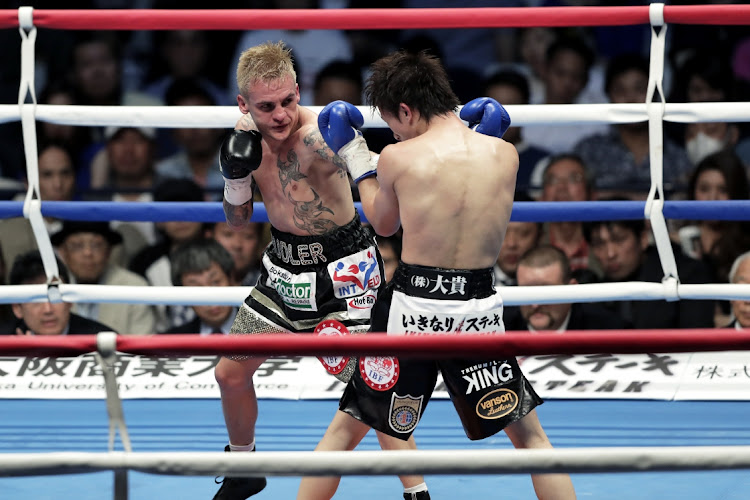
left=338, top=262, right=543, bottom=441
left=228, top=213, right=384, bottom=367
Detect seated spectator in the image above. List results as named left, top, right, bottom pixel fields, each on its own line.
left=537, top=153, right=602, bottom=282
left=679, top=151, right=750, bottom=326
left=162, top=238, right=238, bottom=335
left=130, top=178, right=208, bottom=331
left=684, top=120, right=743, bottom=168
left=483, top=70, right=550, bottom=192
left=0, top=141, right=79, bottom=271
left=68, top=31, right=162, bottom=184
left=583, top=204, right=715, bottom=329
left=1, top=250, right=115, bottom=335
left=574, top=53, right=692, bottom=197
left=679, top=150, right=750, bottom=281
left=36, top=82, right=92, bottom=184
left=313, top=60, right=363, bottom=107
left=494, top=192, right=542, bottom=286
left=524, top=36, right=608, bottom=154
left=376, top=233, right=401, bottom=284
left=142, top=30, right=230, bottom=107
left=52, top=220, right=156, bottom=335
left=89, top=125, right=164, bottom=263
left=505, top=245, right=625, bottom=332
left=727, top=251, right=750, bottom=329
left=210, top=221, right=265, bottom=287
left=155, top=79, right=228, bottom=200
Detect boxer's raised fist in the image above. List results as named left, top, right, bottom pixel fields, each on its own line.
left=220, top=129, right=262, bottom=205
left=318, top=101, right=376, bottom=183
left=318, top=100, right=364, bottom=153
left=460, top=97, right=511, bottom=138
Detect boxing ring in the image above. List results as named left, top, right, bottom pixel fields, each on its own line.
left=2, top=3, right=750, bottom=499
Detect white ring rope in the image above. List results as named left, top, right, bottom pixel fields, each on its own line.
left=2, top=282, right=750, bottom=306
left=2, top=447, right=750, bottom=477
left=1, top=102, right=750, bottom=128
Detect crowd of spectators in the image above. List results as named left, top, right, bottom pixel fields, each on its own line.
left=1, top=0, right=750, bottom=335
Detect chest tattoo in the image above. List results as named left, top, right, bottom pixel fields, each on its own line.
left=277, top=143, right=339, bottom=235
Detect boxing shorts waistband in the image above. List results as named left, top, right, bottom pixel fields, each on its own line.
left=392, top=262, right=496, bottom=300
left=268, top=212, right=371, bottom=268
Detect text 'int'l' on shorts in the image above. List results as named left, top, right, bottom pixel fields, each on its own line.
left=228, top=213, right=384, bottom=362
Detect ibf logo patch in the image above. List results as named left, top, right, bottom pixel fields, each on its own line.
left=359, top=356, right=399, bottom=391
left=328, top=246, right=381, bottom=299
left=314, top=319, right=350, bottom=376
left=475, top=388, right=518, bottom=420
left=263, top=255, right=317, bottom=311
left=346, top=290, right=376, bottom=320
left=389, top=393, right=422, bottom=434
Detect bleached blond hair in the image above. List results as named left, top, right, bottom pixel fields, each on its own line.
left=236, top=41, right=297, bottom=97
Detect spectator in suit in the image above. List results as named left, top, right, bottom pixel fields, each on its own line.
left=728, top=250, right=750, bottom=329
left=1, top=250, right=115, bottom=335
left=162, top=238, right=237, bottom=335
left=52, top=220, right=156, bottom=335
left=583, top=205, right=715, bottom=329
left=505, top=245, right=625, bottom=332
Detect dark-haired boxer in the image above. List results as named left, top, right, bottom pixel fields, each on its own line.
left=300, top=50, right=576, bottom=500
left=213, top=41, right=428, bottom=500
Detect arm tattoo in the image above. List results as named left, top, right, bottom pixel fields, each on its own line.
left=223, top=198, right=251, bottom=227
left=304, top=129, right=347, bottom=178
left=236, top=114, right=257, bottom=131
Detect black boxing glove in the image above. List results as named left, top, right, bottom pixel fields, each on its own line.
left=220, top=129, right=262, bottom=205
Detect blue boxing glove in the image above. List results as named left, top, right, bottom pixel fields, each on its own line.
left=318, top=100, right=377, bottom=182
left=220, top=129, right=262, bottom=205
left=460, top=97, right=511, bottom=138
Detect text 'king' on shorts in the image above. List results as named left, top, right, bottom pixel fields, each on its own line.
left=339, top=262, right=543, bottom=440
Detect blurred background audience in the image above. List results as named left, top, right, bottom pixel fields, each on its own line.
left=0, top=1, right=748, bottom=334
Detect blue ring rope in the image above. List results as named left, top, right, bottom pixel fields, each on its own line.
left=1, top=200, right=749, bottom=223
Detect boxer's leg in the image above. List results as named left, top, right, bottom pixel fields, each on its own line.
left=504, top=409, right=576, bottom=500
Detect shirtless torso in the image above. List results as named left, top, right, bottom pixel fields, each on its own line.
left=363, top=112, right=518, bottom=269
left=227, top=76, right=355, bottom=236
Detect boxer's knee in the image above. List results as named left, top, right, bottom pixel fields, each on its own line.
left=214, top=357, right=262, bottom=392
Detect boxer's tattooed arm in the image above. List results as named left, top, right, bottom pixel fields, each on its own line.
left=278, top=148, right=339, bottom=235
left=236, top=114, right=258, bottom=132
left=304, top=129, right=347, bottom=178
left=223, top=198, right=251, bottom=228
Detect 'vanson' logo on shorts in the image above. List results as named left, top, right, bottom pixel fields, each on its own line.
left=475, top=388, right=518, bottom=420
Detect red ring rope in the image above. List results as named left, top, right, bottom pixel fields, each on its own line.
left=1, top=5, right=750, bottom=31
left=0, top=329, right=747, bottom=358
